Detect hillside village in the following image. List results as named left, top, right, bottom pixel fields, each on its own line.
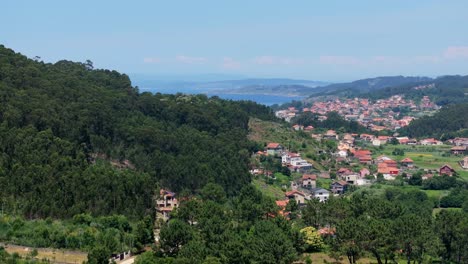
left=276, top=95, right=438, bottom=131
left=248, top=133, right=467, bottom=217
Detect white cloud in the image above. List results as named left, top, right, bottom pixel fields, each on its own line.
left=253, top=56, right=305, bottom=65
left=222, top=57, right=241, bottom=69
left=253, top=56, right=276, bottom=65
left=443, top=46, right=468, bottom=59
left=143, top=57, right=161, bottom=63
left=176, top=55, right=207, bottom=64
left=319, top=55, right=360, bottom=65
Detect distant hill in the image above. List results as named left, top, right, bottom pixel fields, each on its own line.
left=213, top=84, right=323, bottom=96
left=363, top=75, right=468, bottom=105
left=132, top=77, right=329, bottom=95
left=399, top=102, right=468, bottom=139
left=308, top=76, right=433, bottom=97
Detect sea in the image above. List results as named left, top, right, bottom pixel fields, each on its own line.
left=139, top=87, right=304, bottom=106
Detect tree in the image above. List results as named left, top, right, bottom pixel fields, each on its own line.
left=200, top=183, right=226, bottom=203
left=87, top=246, right=110, bottom=264
left=300, top=227, right=324, bottom=252
left=135, top=215, right=154, bottom=249
left=159, top=219, right=193, bottom=256
left=247, top=221, right=297, bottom=264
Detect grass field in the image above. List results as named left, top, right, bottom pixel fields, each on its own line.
left=253, top=179, right=286, bottom=199
left=2, top=244, right=87, bottom=264
left=370, top=144, right=467, bottom=179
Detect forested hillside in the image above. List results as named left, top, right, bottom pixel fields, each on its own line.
left=304, top=75, right=468, bottom=106
left=364, top=75, right=468, bottom=105
left=307, top=76, right=432, bottom=97
left=0, top=45, right=275, bottom=219
left=399, top=103, right=468, bottom=139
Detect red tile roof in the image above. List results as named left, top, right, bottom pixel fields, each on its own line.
left=302, top=174, right=317, bottom=180
left=401, top=157, right=414, bottom=163
left=266, top=143, right=281, bottom=149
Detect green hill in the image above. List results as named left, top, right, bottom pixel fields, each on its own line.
left=399, top=102, right=468, bottom=139
left=0, top=45, right=274, bottom=218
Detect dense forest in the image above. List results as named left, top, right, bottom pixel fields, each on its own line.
left=0, top=45, right=275, bottom=219
left=399, top=103, right=468, bottom=139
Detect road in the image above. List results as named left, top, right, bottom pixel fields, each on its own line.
left=118, top=256, right=136, bottom=264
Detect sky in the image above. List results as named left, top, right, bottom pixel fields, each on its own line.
left=2, top=0, right=468, bottom=82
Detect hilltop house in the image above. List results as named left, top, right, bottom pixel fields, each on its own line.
left=282, top=152, right=301, bottom=164
left=451, top=146, right=466, bottom=155
left=331, top=181, right=348, bottom=194
left=310, top=188, right=330, bottom=202
left=266, top=143, right=284, bottom=156
left=343, top=173, right=359, bottom=185
left=285, top=190, right=307, bottom=205
left=302, top=174, right=317, bottom=189
left=420, top=138, right=442, bottom=145
left=439, top=164, right=455, bottom=176
left=324, top=130, right=338, bottom=140
left=401, top=157, right=414, bottom=168
left=156, top=189, right=179, bottom=221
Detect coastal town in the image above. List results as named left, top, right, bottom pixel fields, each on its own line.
left=275, top=95, right=438, bottom=131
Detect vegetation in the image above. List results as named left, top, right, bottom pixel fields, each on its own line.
left=0, top=45, right=276, bottom=220
left=291, top=112, right=368, bottom=134
left=399, top=103, right=468, bottom=139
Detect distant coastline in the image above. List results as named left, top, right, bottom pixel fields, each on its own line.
left=140, top=87, right=304, bottom=106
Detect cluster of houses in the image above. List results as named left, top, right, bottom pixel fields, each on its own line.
left=276, top=95, right=439, bottom=131
left=253, top=135, right=468, bottom=219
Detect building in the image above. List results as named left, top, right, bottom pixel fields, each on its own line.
left=420, top=138, right=442, bottom=145
left=451, top=146, right=467, bottom=155
left=401, top=157, right=414, bottom=168
left=439, top=164, right=455, bottom=176
left=285, top=190, right=307, bottom=205
left=360, top=168, right=370, bottom=178
left=302, top=174, right=317, bottom=189
left=343, top=173, right=359, bottom=185
left=266, top=143, right=284, bottom=156
left=156, top=189, right=179, bottom=221
left=331, top=181, right=348, bottom=194
left=460, top=157, right=468, bottom=169
left=310, top=188, right=330, bottom=202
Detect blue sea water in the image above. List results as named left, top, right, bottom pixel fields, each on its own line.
left=139, top=87, right=303, bottom=106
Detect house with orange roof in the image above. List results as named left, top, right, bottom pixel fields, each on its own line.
left=420, top=138, right=442, bottom=145
left=275, top=200, right=290, bottom=217
left=302, top=174, right=317, bottom=189
left=266, top=142, right=284, bottom=156
left=401, top=157, right=414, bottom=168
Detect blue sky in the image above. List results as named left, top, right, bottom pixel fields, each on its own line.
left=2, top=0, right=468, bottom=81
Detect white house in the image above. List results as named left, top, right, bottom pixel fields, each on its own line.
left=310, top=188, right=330, bottom=202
